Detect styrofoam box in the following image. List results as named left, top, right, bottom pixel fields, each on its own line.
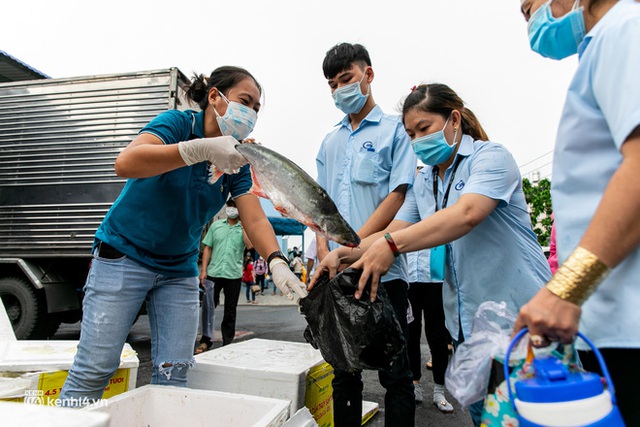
left=0, top=341, right=138, bottom=400
left=86, top=385, right=290, bottom=427
left=0, top=400, right=111, bottom=427
left=188, top=339, right=325, bottom=416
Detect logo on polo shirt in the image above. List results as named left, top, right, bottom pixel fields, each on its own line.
left=455, top=180, right=465, bottom=191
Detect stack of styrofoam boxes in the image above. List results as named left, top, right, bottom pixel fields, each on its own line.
left=188, top=339, right=340, bottom=425
left=86, top=385, right=291, bottom=427
left=0, top=339, right=139, bottom=404
left=0, top=400, right=111, bottom=427
left=0, top=301, right=138, bottom=405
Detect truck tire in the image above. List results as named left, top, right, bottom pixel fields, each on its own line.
left=0, top=277, right=48, bottom=340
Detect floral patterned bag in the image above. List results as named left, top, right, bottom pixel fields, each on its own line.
left=480, top=343, right=579, bottom=427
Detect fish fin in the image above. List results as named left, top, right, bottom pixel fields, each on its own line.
left=249, top=166, right=270, bottom=199
left=207, top=164, right=224, bottom=184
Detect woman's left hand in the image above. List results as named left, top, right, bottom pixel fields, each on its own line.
left=350, top=236, right=395, bottom=301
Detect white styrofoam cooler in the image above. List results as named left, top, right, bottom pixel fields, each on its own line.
left=0, top=400, right=111, bottom=427
left=0, top=341, right=138, bottom=401
left=187, top=338, right=325, bottom=416
left=86, top=385, right=290, bottom=427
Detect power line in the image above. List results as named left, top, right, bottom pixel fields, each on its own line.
left=518, top=150, right=554, bottom=169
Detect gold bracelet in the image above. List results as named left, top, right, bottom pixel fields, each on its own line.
left=545, top=246, right=611, bottom=306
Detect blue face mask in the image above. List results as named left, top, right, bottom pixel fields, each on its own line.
left=411, top=116, right=458, bottom=166
left=528, top=0, right=586, bottom=60
left=332, top=71, right=369, bottom=114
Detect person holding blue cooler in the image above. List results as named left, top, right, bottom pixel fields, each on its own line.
left=59, top=66, right=306, bottom=406
left=515, top=1, right=640, bottom=424
left=312, top=83, right=551, bottom=427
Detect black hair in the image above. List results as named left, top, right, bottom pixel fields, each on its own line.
left=185, top=66, right=262, bottom=110
left=322, top=43, right=372, bottom=79
left=402, top=83, right=489, bottom=141
left=226, top=198, right=236, bottom=207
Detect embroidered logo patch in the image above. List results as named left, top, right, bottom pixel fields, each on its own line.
left=455, top=180, right=465, bottom=191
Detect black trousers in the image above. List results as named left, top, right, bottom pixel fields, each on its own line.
left=332, top=279, right=415, bottom=427
left=212, top=277, right=241, bottom=346
left=578, top=347, right=640, bottom=426
left=407, top=281, right=451, bottom=385
left=256, top=274, right=266, bottom=291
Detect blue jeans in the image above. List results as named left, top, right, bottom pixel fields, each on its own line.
left=60, top=254, right=199, bottom=405
left=200, top=279, right=216, bottom=343
left=244, top=281, right=256, bottom=301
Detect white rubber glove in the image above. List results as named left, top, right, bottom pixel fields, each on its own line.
left=178, top=135, right=248, bottom=174
left=269, top=258, right=308, bottom=300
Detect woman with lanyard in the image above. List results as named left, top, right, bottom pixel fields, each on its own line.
left=59, top=66, right=306, bottom=406
left=515, top=0, right=640, bottom=424
left=311, top=83, right=551, bottom=426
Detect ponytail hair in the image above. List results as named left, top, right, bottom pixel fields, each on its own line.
left=402, top=83, right=488, bottom=141
left=185, top=66, right=262, bottom=110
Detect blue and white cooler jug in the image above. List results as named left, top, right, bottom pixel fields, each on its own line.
left=505, top=328, right=626, bottom=427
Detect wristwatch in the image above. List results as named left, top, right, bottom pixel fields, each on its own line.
left=267, top=250, right=289, bottom=265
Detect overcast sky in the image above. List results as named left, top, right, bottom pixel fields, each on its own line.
left=2, top=0, right=578, bottom=249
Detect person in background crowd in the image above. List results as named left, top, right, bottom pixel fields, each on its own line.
left=515, top=1, right=640, bottom=423
left=314, top=42, right=417, bottom=427
left=406, top=247, right=454, bottom=413
left=253, top=256, right=268, bottom=295
left=312, top=82, right=550, bottom=426
left=305, top=236, right=318, bottom=284
left=198, top=199, right=250, bottom=351
left=60, top=66, right=306, bottom=406
left=548, top=213, right=558, bottom=274
left=242, top=254, right=257, bottom=304
left=291, top=250, right=304, bottom=280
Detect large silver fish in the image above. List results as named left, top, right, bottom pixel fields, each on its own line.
left=235, top=143, right=360, bottom=248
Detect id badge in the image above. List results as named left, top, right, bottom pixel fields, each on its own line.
left=430, top=245, right=446, bottom=281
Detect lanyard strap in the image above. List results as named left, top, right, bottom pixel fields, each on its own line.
left=432, top=158, right=461, bottom=211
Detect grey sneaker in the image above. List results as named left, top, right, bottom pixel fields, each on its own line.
left=414, top=383, right=424, bottom=403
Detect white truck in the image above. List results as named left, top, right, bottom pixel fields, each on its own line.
left=0, top=68, right=191, bottom=339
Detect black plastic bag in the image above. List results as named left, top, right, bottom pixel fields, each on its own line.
left=300, top=268, right=405, bottom=373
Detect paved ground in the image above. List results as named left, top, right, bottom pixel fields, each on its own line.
left=54, top=289, right=473, bottom=427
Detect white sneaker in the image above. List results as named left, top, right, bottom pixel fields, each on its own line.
left=413, top=383, right=423, bottom=403
left=433, top=392, right=454, bottom=413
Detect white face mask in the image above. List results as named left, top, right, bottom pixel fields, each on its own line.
left=212, top=91, right=257, bottom=140
left=225, top=207, right=239, bottom=219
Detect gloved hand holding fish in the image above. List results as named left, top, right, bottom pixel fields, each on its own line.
left=178, top=135, right=247, bottom=174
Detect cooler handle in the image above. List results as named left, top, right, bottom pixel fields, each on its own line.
left=504, top=328, right=617, bottom=412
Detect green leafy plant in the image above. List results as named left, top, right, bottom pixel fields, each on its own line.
left=522, top=178, right=553, bottom=246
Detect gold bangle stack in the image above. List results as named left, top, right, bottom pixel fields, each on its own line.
left=545, top=246, right=611, bottom=306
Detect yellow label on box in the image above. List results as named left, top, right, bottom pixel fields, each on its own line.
left=305, top=362, right=334, bottom=427
left=35, top=368, right=130, bottom=405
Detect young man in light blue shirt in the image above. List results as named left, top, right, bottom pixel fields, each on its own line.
left=315, top=42, right=417, bottom=427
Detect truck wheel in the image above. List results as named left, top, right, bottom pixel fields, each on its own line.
left=0, top=277, right=48, bottom=340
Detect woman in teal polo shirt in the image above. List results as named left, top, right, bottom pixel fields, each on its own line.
left=60, top=66, right=306, bottom=406
left=515, top=1, right=640, bottom=423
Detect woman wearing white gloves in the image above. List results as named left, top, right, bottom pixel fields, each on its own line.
left=60, top=66, right=306, bottom=406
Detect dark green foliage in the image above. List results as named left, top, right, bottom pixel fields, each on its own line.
left=522, top=178, right=553, bottom=246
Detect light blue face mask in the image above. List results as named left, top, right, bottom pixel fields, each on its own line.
left=410, top=116, right=458, bottom=166
left=332, top=71, right=369, bottom=114
left=528, top=0, right=586, bottom=60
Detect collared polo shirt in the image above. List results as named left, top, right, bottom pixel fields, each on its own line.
left=316, top=105, right=417, bottom=283
left=95, top=109, right=252, bottom=277
left=407, top=249, right=438, bottom=284
left=553, top=0, right=640, bottom=348
left=396, top=135, right=550, bottom=340
left=202, top=219, right=246, bottom=279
